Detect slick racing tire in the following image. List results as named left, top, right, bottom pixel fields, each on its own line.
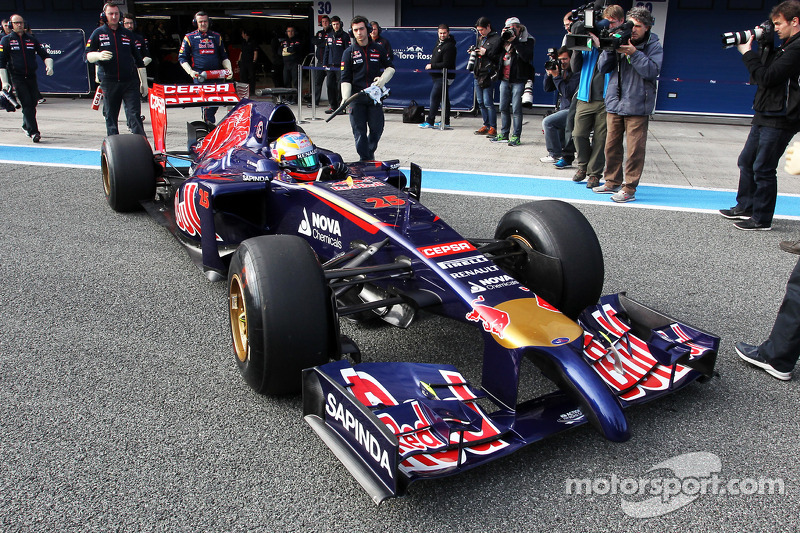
left=228, top=235, right=333, bottom=395
left=494, top=200, right=604, bottom=320
left=101, top=134, right=156, bottom=212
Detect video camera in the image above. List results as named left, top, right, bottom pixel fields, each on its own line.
left=721, top=20, right=774, bottom=49
left=565, top=0, right=634, bottom=52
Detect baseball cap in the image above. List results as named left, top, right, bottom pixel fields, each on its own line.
left=505, top=17, right=520, bottom=26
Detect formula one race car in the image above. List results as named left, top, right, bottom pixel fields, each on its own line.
left=101, top=83, right=719, bottom=504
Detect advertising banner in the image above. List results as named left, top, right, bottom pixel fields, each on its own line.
left=378, top=27, right=477, bottom=111
left=34, top=29, right=90, bottom=95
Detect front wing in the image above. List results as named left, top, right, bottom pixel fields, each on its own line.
left=302, top=293, right=718, bottom=504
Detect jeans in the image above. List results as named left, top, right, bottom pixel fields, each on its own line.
left=101, top=78, right=143, bottom=136
left=474, top=78, right=496, bottom=129
left=498, top=80, right=524, bottom=138
left=349, top=100, right=384, bottom=161
left=11, top=75, right=40, bottom=136
left=426, top=77, right=450, bottom=125
left=542, top=108, right=569, bottom=158
left=760, top=256, right=800, bottom=372
left=735, top=124, right=797, bottom=226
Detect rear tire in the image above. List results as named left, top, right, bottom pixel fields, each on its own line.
left=494, top=200, right=604, bottom=319
left=101, top=134, right=156, bottom=212
left=228, top=235, right=333, bottom=395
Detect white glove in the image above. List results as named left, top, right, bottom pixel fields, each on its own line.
left=44, top=58, right=54, bottom=76
left=370, top=67, right=395, bottom=89
left=87, top=50, right=112, bottom=63
left=221, top=59, right=233, bottom=79
left=142, top=56, right=152, bottom=66
left=138, top=67, right=148, bottom=98
left=0, top=68, right=9, bottom=92
left=181, top=62, right=200, bottom=79
left=785, top=141, right=800, bottom=175
left=340, top=81, right=352, bottom=102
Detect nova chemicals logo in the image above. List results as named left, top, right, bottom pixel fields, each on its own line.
left=298, top=208, right=342, bottom=249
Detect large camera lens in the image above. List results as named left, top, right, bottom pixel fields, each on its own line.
left=721, top=27, right=762, bottom=48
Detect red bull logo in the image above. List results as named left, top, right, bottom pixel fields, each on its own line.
left=465, top=296, right=510, bottom=339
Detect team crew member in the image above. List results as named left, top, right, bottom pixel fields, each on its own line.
left=280, top=24, right=303, bottom=102
left=340, top=15, right=395, bottom=161
left=323, top=16, right=350, bottom=113
left=123, top=14, right=151, bottom=68
left=178, top=11, right=232, bottom=124
left=87, top=3, right=147, bottom=136
left=311, top=16, right=331, bottom=107
left=370, top=21, right=393, bottom=59
left=0, top=14, right=53, bottom=142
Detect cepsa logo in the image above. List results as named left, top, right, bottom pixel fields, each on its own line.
left=417, top=240, right=476, bottom=258
left=162, top=84, right=238, bottom=105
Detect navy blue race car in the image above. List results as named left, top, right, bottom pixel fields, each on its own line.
left=101, top=83, right=719, bottom=504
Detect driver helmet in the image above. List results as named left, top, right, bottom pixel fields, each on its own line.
left=270, top=132, right=321, bottom=180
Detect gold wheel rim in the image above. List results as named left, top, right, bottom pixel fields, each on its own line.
left=508, top=233, right=533, bottom=252
left=101, top=153, right=111, bottom=197
left=229, top=274, right=249, bottom=363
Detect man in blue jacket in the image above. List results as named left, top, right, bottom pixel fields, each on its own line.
left=592, top=6, right=663, bottom=203
left=324, top=16, right=350, bottom=114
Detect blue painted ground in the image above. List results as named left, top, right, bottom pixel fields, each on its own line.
left=3, top=144, right=800, bottom=218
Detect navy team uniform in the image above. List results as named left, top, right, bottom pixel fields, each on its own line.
left=0, top=31, right=50, bottom=139
left=86, top=24, right=145, bottom=135
left=179, top=29, right=228, bottom=123
left=340, top=40, right=393, bottom=161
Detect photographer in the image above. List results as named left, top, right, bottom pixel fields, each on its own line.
left=570, top=5, right=624, bottom=188
left=490, top=17, right=534, bottom=147
left=420, top=24, right=457, bottom=129
left=471, top=17, right=502, bottom=137
left=541, top=47, right=578, bottom=163
left=591, top=7, right=663, bottom=203
left=719, top=1, right=800, bottom=231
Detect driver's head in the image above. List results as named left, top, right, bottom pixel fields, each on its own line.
left=270, top=132, right=321, bottom=180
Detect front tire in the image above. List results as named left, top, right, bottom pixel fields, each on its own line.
left=494, top=200, right=604, bottom=319
left=228, top=235, right=333, bottom=395
left=101, top=134, right=156, bottom=212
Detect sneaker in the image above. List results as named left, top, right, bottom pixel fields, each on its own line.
left=719, top=206, right=752, bottom=220
left=735, top=342, right=791, bottom=380
left=779, top=240, right=800, bottom=255
left=593, top=183, right=622, bottom=194
left=324, top=108, right=335, bottom=114
left=38, top=98, right=45, bottom=104
left=586, top=175, right=600, bottom=189
left=490, top=134, right=508, bottom=143
left=540, top=155, right=556, bottom=163
left=572, top=169, right=586, bottom=182
left=475, top=126, right=489, bottom=135
left=507, top=136, right=520, bottom=147
left=554, top=158, right=573, bottom=169
left=485, top=127, right=497, bottom=138
left=419, top=122, right=434, bottom=128
left=611, top=189, right=635, bottom=203
left=734, top=218, right=771, bottom=231
left=32, top=132, right=41, bottom=143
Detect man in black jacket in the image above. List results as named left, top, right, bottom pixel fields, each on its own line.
left=719, top=1, right=800, bottom=231
left=490, top=17, right=534, bottom=146
left=323, top=16, right=350, bottom=113
left=420, top=24, right=457, bottom=130
left=0, top=13, right=53, bottom=142
left=472, top=17, right=502, bottom=137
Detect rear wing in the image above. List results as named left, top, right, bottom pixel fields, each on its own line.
left=147, top=82, right=246, bottom=154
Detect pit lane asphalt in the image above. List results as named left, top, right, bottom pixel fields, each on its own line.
left=2, top=99, right=800, bottom=531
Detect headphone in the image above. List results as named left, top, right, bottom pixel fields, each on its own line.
left=100, top=2, right=115, bottom=25
left=192, top=11, right=211, bottom=29
left=371, top=21, right=382, bottom=35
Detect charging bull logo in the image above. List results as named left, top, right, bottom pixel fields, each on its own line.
left=465, top=296, right=510, bottom=339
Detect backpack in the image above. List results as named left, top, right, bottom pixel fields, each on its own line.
left=402, top=99, right=425, bottom=123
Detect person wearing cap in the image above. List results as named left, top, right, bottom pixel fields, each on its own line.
left=0, top=13, right=53, bottom=142
left=489, top=16, right=534, bottom=147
